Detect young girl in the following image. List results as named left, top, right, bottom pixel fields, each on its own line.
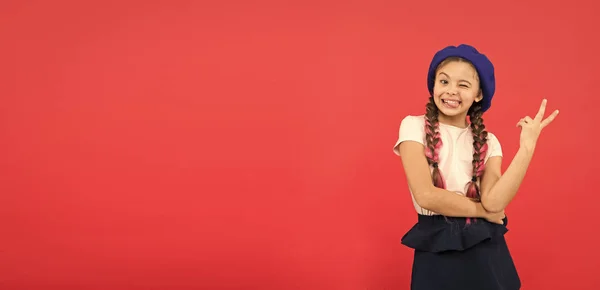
left=393, top=44, right=559, bottom=290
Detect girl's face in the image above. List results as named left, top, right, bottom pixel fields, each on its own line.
left=432, top=60, right=483, bottom=124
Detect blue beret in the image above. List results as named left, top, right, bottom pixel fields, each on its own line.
left=427, top=44, right=495, bottom=112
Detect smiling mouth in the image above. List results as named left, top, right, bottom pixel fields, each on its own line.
left=442, top=99, right=461, bottom=107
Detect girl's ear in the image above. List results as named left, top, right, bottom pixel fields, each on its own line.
left=475, top=90, right=483, bottom=102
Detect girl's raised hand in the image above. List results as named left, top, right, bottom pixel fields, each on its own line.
left=516, top=99, right=559, bottom=151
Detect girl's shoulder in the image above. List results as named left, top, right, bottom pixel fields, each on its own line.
left=399, top=114, right=426, bottom=129
left=402, top=114, right=426, bottom=122
left=393, top=115, right=427, bottom=155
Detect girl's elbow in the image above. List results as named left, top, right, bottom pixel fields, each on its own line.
left=481, top=196, right=504, bottom=213
left=413, top=190, right=433, bottom=209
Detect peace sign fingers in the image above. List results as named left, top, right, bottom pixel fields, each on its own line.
left=519, top=99, right=559, bottom=150
left=533, top=98, right=559, bottom=129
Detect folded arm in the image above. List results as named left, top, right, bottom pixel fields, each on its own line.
left=398, top=141, right=490, bottom=218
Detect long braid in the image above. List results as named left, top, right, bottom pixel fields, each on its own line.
left=424, top=96, right=446, bottom=189
left=465, top=103, right=488, bottom=224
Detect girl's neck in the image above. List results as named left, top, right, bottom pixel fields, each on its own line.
left=438, top=113, right=469, bottom=129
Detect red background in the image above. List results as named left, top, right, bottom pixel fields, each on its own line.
left=1, top=0, right=598, bottom=289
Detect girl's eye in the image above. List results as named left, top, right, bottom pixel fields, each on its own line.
left=440, top=80, right=448, bottom=84
left=460, top=84, right=469, bottom=88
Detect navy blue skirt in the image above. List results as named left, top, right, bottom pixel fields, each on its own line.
left=402, top=214, right=521, bottom=290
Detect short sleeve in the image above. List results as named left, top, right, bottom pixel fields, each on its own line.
left=486, top=132, right=503, bottom=159
left=393, top=115, right=425, bottom=156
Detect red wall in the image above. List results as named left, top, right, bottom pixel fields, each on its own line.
left=1, top=0, right=598, bottom=289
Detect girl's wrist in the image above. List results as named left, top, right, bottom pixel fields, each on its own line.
left=518, top=144, right=536, bottom=156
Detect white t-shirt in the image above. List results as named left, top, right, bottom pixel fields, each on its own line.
left=393, top=115, right=503, bottom=215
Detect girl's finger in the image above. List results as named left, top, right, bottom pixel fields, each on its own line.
left=541, top=110, right=559, bottom=128
left=535, top=99, right=547, bottom=121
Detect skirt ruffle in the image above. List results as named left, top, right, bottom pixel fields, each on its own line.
left=401, top=214, right=509, bottom=253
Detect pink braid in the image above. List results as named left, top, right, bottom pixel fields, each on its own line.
left=465, top=104, right=488, bottom=224
left=424, top=97, right=446, bottom=189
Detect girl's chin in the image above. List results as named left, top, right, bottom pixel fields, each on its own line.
left=438, top=106, right=465, bottom=117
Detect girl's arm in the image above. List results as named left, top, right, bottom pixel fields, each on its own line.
left=480, top=99, right=559, bottom=212
left=480, top=150, right=533, bottom=213
left=399, top=140, right=504, bottom=224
